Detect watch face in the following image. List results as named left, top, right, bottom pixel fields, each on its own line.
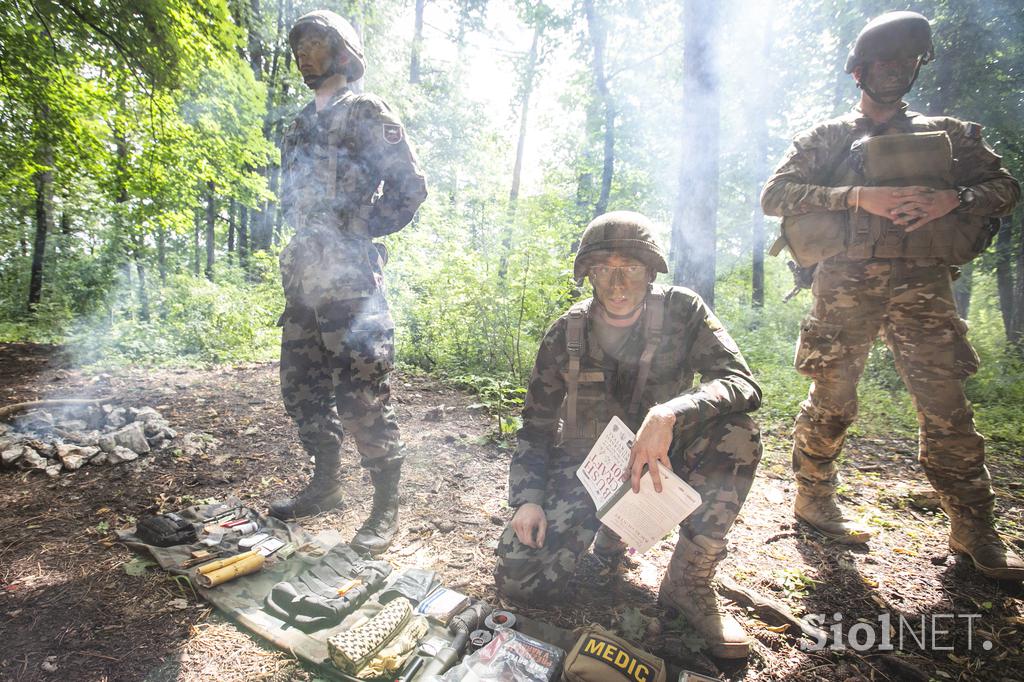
left=963, top=188, right=976, bottom=204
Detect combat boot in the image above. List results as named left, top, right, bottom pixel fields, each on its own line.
left=794, top=489, right=872, bottom=544
left=658, top=533, right=751, bottom=659
left=592, top=525, right=628, bottom=575
left=351, top=467, right=401, bottom=556
left=268, top=453, right=344, bottom=520
left=946, top=504, right=1024, bottom=581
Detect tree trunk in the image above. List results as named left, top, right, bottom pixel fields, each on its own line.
left=28, top=105, right=53, bottom=310
left=228, top=198, right=236, bottom=254
left=583, top=0, right=614, bottom=218
left=670, top=0, right=720, bottom=307
left=193, top=207, right=201, bottom=276
left=751, top=21, right=772, bottom=309
left=133, top=233, right=150, bottom=321
left=1013, top=217, right=1024, bottom=352
left=205, top=180, right=216, bottom=280
left=239, top=205, right=250, bottom=271
left=157, top=227, right=167, bottom=284
left=954, top=262, right=973, bottom=319
left=996, top=217, right=1014, bottom=338
left=410, top=0, right=425, bottom=84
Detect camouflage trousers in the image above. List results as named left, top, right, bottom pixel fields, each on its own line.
left=494, top=413, right=762, bottom=604
left=793, top=257, right=991, bottom=512
left=279, top=291, right=402, bottom=473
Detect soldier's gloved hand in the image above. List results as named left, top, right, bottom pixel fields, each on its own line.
left=627, top=405, right=676, bottom=494
left=511, top=503, right=547, bottom=549
left=888, top=186, right=959, bottom=230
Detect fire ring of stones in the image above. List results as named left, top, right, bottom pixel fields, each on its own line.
left=0, top=403, right=177, bottom=477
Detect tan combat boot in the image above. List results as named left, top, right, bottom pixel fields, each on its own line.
left=592, top=525, right=628, bottom=574
left=351, top=467, right=401, bottom=556
left=946, top=505, right=1024, bottom=581
left=794, top=489, right=872, bottom=544
left=658, top=534, right=751, bottom=659
left=268, top=453, right=344, bottom=520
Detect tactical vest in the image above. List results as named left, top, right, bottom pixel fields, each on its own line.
left=280, top=91, right=375, bottom=237
left=772, top=114, right=996, bottom=266
left=559, top=288, right=669, bottom=458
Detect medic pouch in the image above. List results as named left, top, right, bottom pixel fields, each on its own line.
left=849, top=131, right=995, bottom=263
left=134, top=513, right=198, bottom=548
left=562, top=623, right=666, bottom=682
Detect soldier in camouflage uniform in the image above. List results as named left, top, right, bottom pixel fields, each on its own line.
left=761, top=12, right=1023, bottom=579
left=269, top=10, right=428, bottom=557
left=494, top=212, right=763, bottom=658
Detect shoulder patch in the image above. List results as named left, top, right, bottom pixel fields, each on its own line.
left=382, top=123, right=404, bottom=145
left=965, top=122, right=983, bottom=140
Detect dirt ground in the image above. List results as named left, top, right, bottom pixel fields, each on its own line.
left=1, top=342, right=1023, bottom=681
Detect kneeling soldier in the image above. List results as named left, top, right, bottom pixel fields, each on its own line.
left=494, top=212, right=763, bottom=658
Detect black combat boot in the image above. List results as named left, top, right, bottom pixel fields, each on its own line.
left=351, top=467, right=401, bottom=556
left=268, top=453, right=344, bottom=520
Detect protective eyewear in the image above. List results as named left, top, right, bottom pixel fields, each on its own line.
left=588, top=265, right=649, bottom=285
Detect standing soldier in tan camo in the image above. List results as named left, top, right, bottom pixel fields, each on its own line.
left=494, top=212, right=763, bottom=658
left=269, top=10, right=427, bottom=557
left=761, top=11, right=1022, bottom=579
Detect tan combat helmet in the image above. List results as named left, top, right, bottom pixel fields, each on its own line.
left=845, top=11, right=933, bottom=102
left=573, top=211, right=668, bottom=281
left=289, top=10, right=366, bottom=82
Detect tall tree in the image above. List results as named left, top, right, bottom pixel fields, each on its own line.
left=582, top=0, right=614, bottom=218
left=670, top=0, right=721, bottom=306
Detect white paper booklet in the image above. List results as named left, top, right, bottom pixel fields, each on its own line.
left=576, top=416, right=702, bottom=554
left=576, top=416, right=635, bottom=510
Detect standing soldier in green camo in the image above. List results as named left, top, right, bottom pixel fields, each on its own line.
left=494, top=212, right=763, bottom=659
left=269, top=10, right=427, bottom=557
left=761, top=11, right=1022, bottom=579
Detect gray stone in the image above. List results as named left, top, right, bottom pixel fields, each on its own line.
left=112, top=422, right=150, bottom=454
left=143, top=419, right=171, bottom=438
left=60, top=419, right=88, bottom=432
left=89, top=452, right=108, bottom=466
left=130, top=407, right=162, bottom=424
left=98, top=434, right=116, bottom=453
left=72, top=430, right=101, bottom=447
left=0, top=423, right=9, bottom=436
left=19, top=447, right=47, bottom=469
left=45, top=464, right=62, bottom=478
left=57, top=444, right=99, bottom=471
left=2, top=446, right=25, bottom=467
left=105, top=408, right=127, bottom=429
left=107, top=446, right=140, bottom=464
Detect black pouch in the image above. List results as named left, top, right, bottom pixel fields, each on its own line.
left=134, top=513, right=198, bottom=547
left=264, top=545, right=392, bottom=632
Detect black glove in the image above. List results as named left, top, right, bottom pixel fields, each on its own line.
left=134, top=513, right=197, bottom=547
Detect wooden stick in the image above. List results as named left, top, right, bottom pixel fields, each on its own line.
left=0, top=399, right=107, bottom=421
left=718, top=576, right=828, bottom=643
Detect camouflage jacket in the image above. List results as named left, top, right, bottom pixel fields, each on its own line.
left=278, top=89, right=427, bottom=301
left=509, top=285, right=762, bottom=508
left=281, top=89, right=427, bottom=236
left=761, top=105, right=1020, bottom=219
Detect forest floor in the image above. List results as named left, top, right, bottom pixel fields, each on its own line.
left=1, top=342, right=1023, bottom=682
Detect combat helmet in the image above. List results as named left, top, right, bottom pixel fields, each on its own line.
left=289, top=10, right=365, bottom=82
left=573, top=211, right=668, bottom=281
left=845, top=11, right=934, bottom=74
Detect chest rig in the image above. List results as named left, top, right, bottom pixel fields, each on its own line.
left=282, top=91, right=374, bottom=237
left=561, top=288, right=666, bottom=456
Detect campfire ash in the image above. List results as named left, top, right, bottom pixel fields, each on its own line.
left=0, top=403, right=177, bottom=477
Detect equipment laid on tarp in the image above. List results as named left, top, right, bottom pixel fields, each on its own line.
left=118, top=498, right=702, bottom=681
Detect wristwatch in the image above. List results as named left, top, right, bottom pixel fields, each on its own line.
left=956, top=186, right=976, bottom=210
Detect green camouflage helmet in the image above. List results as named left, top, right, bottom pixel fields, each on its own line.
left=573, top=211, right=668, bottom=281
left=289, top=10, right=366, bottom=81
left=844, top=11, right=934, bottom=74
